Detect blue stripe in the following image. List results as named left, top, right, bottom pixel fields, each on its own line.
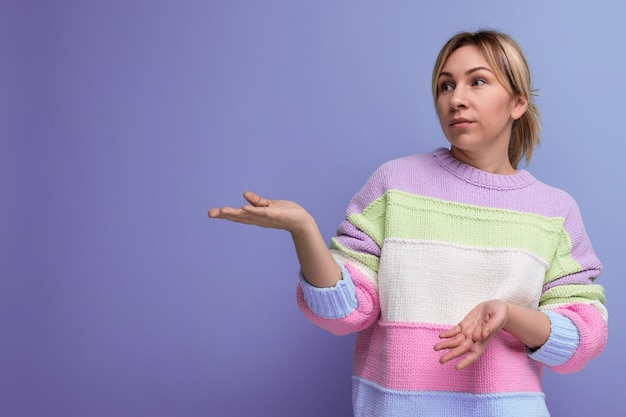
left=299, top=262, right=357, bottom=318
left=352, top=377, right=550, bottom=417
left=527, top=311, right=579, bottom=366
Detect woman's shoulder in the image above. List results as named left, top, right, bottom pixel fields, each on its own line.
left=349, top=152, right=435, bottom=206
left=524, top=174, right=583, bottom=217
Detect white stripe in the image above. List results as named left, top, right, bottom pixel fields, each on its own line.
left=378, top=238, right=549, bottom=324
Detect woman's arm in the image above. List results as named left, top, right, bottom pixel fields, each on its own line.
left=289, top=215, right=341, bottom=288
left=208, top=191, right=341, bottom=287
left=504, top=303, right=551, bottom=349
left=210, top=190, right=382, bottom=336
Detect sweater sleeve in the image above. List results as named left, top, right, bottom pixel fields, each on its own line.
left=296, top=165, right=390, bottom=336
left=532, top=196, right=608, bottom=373
left=296, top=261, right=379, bottom=336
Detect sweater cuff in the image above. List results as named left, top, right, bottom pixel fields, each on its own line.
left=527, top=311, right=580, bottom=366
left=299, top=263, right=358, bottom=319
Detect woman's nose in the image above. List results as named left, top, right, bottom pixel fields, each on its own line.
left=449, top=87, right=467, bottom=110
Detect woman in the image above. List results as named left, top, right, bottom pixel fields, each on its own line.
left=208, top=30, right=607, bottom=416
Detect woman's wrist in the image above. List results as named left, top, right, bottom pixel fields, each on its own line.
left=289, top=212, right=317, bottom=237
left=503, top=303, right=551, bottom=350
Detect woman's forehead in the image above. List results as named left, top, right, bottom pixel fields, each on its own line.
left=439, top=45, right=492, bottom=76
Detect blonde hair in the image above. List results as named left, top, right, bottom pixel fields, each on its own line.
left=432, top=30, right=541, bottom=169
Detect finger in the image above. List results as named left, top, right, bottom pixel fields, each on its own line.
left=439, top=325, right=462, bottom=339
left=454, top=349, right=482, bottom=371
left=478, top=315, right=504, bottom=341
left=207, top=208, right=259, bottom=225
left=479, top=324, right=495, bottom=341
left=243, top=191, right=271, bottom=207
left=481, top=325, right=501, bottom=344
left=241, top=205, right=270, bottom=216
left=208, top=207, right=237, bottom=218
left=434, top=334, right=464, bottom=351
left=439, top=338, right=473, bottom=364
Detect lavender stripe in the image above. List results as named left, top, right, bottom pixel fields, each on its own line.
left=342, top=148, right=600, bottom=274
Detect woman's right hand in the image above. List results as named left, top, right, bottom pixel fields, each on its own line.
left=209, top=191, right=341, bottom=287
left=208, top=191, right=313, bottom=235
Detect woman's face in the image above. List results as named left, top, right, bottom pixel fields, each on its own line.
left=435, top=45, right=526, bottom=168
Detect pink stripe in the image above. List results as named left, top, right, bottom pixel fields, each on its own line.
left=549, top=303, right=608, bottom=374
left=353, top=321, right=543, bottom=393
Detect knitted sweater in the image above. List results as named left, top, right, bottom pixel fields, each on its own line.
left=296, top=148, right=608, bottom=417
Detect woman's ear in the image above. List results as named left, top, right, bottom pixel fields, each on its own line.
left=511, top=94, right=529, bottom=120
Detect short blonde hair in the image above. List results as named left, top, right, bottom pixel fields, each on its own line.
left=432, top=30, right=541, bottom=169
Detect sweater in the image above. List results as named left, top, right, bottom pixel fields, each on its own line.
left=296, top=148, right=608, bottom=417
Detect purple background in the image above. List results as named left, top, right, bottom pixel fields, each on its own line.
left=2, top=1, right=624, bottom=416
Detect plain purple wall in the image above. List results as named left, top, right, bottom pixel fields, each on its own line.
left=2, top=1, right=625, bottom=416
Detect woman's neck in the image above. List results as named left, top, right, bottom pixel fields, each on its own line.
left=449, top=146, right=517, bottom=175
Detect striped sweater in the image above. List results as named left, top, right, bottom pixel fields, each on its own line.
left=296, top=148, right=607, bottom=417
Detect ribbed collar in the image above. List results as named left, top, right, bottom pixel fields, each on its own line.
left=432, top=147, right=536, bottom=190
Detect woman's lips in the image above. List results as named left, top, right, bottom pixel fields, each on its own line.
left=450, top=118, right=472, bottom=128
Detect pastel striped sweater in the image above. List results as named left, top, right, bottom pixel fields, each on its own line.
left=297, top=148, right=608, bottom=417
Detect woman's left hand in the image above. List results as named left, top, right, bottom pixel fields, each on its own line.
left=434, top=299, right=509, bottom=370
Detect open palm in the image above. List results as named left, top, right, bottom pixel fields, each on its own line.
left=434, top=299, right=509, bottom=370
left=208, top=191, right=311, bottom=233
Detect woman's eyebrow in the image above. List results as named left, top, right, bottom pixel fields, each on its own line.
left=438, top=66, right=493, bottom=78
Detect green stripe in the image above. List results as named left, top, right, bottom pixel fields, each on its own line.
left=347, top=196, right=387, bottom=248
left=540, top=284, right=606, bottom=306
left=330, top=238, right=380, bottom=273
left=346, top=190, right=582, bottom=283
left=544, top=229, right=582, bottom=284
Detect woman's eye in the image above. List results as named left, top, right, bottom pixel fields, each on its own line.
left=441, top=82, right=453, bottom=92
left=472, top=78, right=486, bottom=86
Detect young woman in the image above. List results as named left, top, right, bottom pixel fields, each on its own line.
left=208, top=30, right=607, bottom=417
